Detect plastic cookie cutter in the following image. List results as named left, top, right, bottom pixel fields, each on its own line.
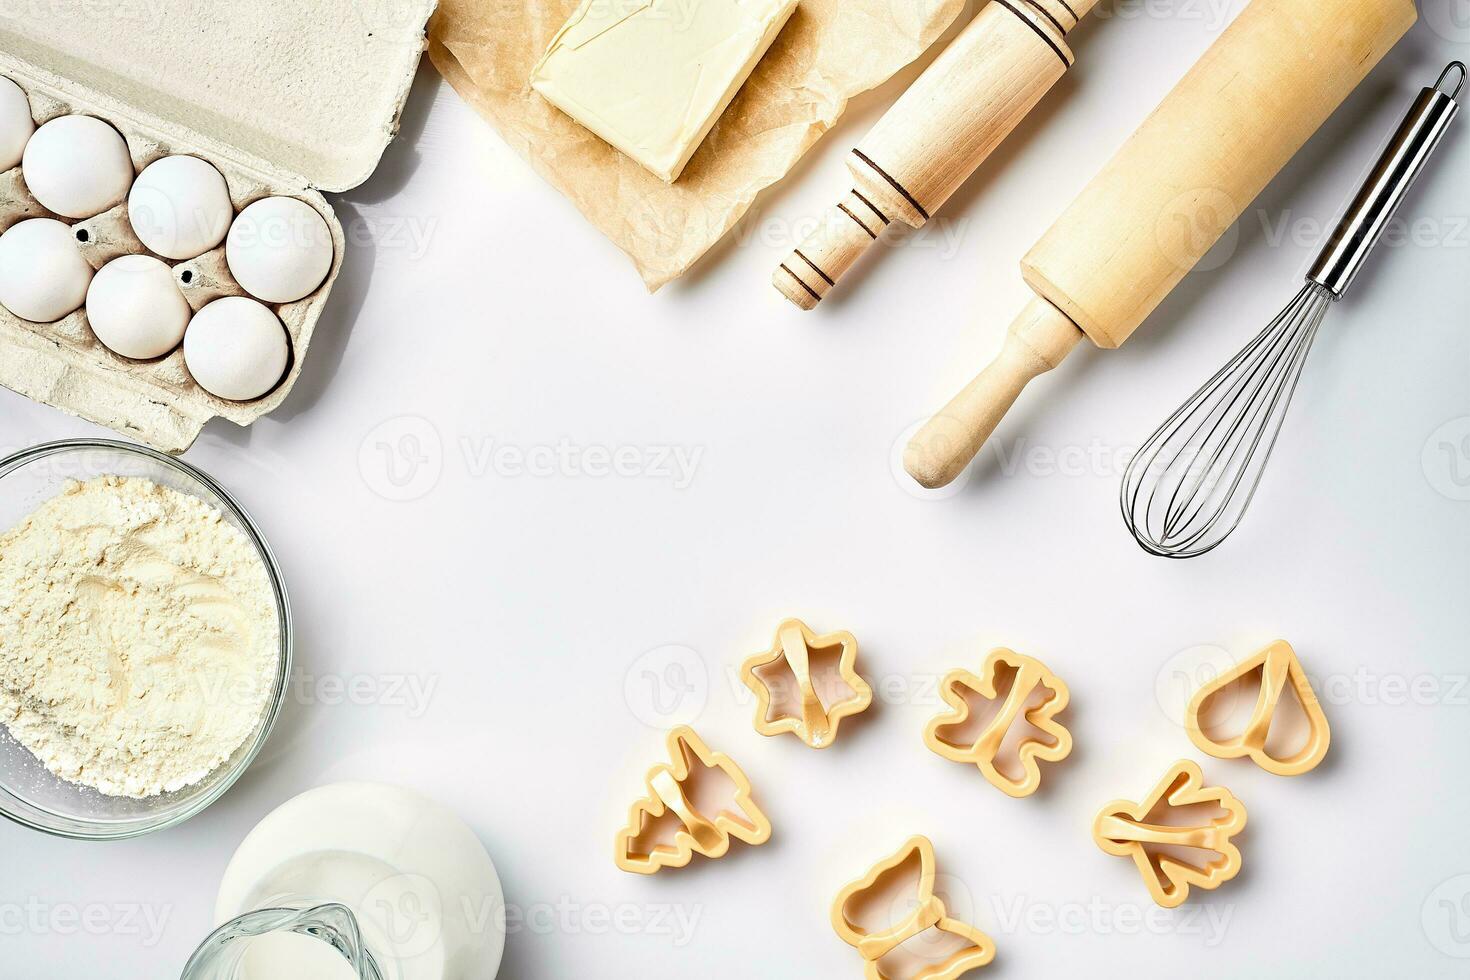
left=1092, top=759, right=1247, bottom=909
left=740, top=618, right=873, bottom=748
left=831, top=835, right=996, bottom=980
left=614, top=726, right=772, bottom=875
left=922, top=649, right=1072, bottom=797
left=1185, top=639, right=1330, bottom=777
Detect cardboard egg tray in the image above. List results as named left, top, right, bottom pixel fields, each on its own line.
left=0, top=68, right=342, bottom=453
left=0, top=0, right=436, bottom=453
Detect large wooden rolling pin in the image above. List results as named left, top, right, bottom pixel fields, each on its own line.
left=904, top=0, right=1416, bottom=489
left=773, top=0, right=1102, bottom=310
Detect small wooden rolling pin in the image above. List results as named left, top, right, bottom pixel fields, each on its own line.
left=773, top=0, right=1101, bottom=310
left=904, top=0, right=1417, bottom=489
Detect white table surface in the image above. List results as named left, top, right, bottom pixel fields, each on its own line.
left=4, top=4, right=1468, bottom=977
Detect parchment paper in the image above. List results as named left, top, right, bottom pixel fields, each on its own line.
left=429, top=0, right=965, bottom=290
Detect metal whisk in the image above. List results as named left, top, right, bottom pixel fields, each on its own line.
left=1122, top=63, right=1464, bottom=559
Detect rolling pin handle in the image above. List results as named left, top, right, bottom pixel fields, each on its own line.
left=904, top=297, right=1082, bottom=488
left=774, top=190, right=892, bottom=310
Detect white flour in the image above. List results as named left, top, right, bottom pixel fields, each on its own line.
left=0, top=476, right=279, bottom=798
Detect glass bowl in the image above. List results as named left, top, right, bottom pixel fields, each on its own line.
left=0, top=439, right=292, bottom=840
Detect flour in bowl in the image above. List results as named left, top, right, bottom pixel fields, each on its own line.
left=0, top=475, right=279, bottom=798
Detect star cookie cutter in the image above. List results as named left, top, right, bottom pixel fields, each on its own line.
left=740, top=618, right=873, bottom=748
left=1092, top=759, right=1248, bottom=909
left=1185, top=639, right=1330, bottom=777
left=922, top=649, right=1072, bottom=797
left=831, top=836, right=996, bottom=980
left=614, top=726, right=772, bottom=875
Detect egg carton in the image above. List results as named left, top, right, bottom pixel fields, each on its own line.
left=0, top=1, right=435, bottom=453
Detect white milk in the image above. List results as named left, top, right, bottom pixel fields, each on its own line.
left=242, top=932, right=361, bottom=980
left=214, top=783, right=505, bottom=980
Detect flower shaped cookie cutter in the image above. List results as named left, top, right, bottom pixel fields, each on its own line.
left=831, top=835, right=996, bottom=980
left=1092, top=759, right=1247, bottom=908
left=1185, top=639, right=1330, bottom=776
left=740, top=618, right=873, bottom=748
left=614, top=726, right=772, bottom=875
left=922, top=649, right=1072, bottom=797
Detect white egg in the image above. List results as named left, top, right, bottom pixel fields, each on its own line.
left=85, top=255, right=191, bottom=359
left=0, top=76, right=35, bottom=171
left=184, top=296, right=290, bottom=401
left=0, top=218, right=92, bottom=322
left=22, top=114, right=133, bottom=219
left=128, top=155, right=233, bottom=260
left=226, top=196, right=334, bottom=303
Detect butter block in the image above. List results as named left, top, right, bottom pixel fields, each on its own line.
left=531, top=0, right=800, bottom=183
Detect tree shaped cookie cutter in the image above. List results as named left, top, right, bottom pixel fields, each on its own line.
left=922, top=649, right=1072, bottom=797
left=1185, top=639, right=1331, bottom=776
left=831, top=835, right=996, bottom=980
left=740, top=618, right=873, bottom=749
left=1092, top=759, right=1247, bottom=909
left=614, top=726, right=772, bottom=875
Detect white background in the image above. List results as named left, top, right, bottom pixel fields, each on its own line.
left=3, top=2, right=1469, bottom=976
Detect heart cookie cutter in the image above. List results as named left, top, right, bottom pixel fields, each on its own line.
left=831, top=835, right=996, bottom=980
left=1092, top=759, right=1247, bottom=908
left=740, top=618, right=873, bottom=748
left=1185, top=639, right=1330, bottom=776
left=922, top=649, right=1072, bottom=797
left=614, top=726, right=772, bottom=875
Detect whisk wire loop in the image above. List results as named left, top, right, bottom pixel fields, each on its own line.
left=1121, top=284, right=1332, bottom=558
left=1120, top=64, right=1459, bottom=558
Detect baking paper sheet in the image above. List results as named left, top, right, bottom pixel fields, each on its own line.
left=428, top=0, right=966, bottom=290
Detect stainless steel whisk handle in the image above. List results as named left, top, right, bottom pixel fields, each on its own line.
left=1307, top=62, right=1464, bottom=299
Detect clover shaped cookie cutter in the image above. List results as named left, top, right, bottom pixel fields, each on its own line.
left=922, top=649, right=1072, bottom=797
left=1185, top=639, right=1330, bottom=777
left=1092, top=759, right=1247, bottom=909
left=740, top=618, right=873, bottom=748
left=614, top=726, right=772, bottom=875
left=831, top=835, right=996, bottom=980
